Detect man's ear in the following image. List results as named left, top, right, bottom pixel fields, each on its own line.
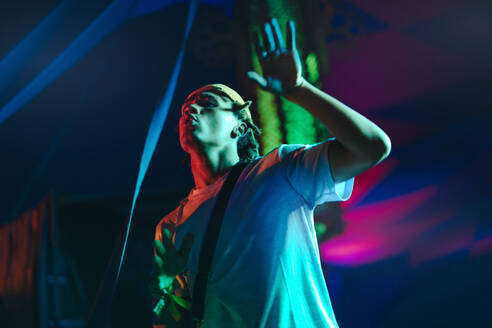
left=231, top=122, right=247, bottom=139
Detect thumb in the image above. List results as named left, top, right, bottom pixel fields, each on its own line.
left=247, top=71, right=267, bottom=88
left=180, top=233, right=194, bottom=257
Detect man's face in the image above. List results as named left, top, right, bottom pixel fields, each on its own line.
left=179, top=91, right=239, bottom=153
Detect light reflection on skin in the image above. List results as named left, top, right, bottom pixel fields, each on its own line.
left=178, top=91, right=239, bottom=155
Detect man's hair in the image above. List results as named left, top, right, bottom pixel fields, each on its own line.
left=233, top=103, right=262, bottom=163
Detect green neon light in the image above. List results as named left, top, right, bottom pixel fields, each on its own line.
left=306, top=53, right=320, bottom=83
left=282, top=98, right=317, bottom=144
left=248, top=1, right=328, bottom=150
left=315, top=222, right=327, bottom=238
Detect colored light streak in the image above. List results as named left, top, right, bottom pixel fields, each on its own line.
left=0, top=0, right=137, bottom=124
left=409, top=221, right=476, bottom=265
left=342, top=156, right=397, bottom=208
left=471, top=236, right=492, bottom=257
left=321, top=205, right=457, bottom=266
left=0, top=0, right=77, bottom=101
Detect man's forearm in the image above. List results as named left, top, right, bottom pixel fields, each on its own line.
left=284, top=78, right=391, bottom=160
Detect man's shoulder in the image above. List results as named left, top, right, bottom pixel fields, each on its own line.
left=261, top=143, right=309, bottom=162
left=277, top=139, right=335, bottom=161
left=155, top=206, right=180, bottom=231
left=277, top=144, right=307, bottom=159
left=244, top=144, right=307, bottom=174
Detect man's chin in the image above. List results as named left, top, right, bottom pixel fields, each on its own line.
left=180, top=134, right=202, bottom=153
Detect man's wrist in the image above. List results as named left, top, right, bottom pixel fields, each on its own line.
left=283, top=77, right=308, bottom=100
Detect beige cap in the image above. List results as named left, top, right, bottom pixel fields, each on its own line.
left=185, top=83, right=253, bottom=123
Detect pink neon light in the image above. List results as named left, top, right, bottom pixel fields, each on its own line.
left=323, top=31, right=469, bottom=113
left=471, top=236, right=492, bottom=256
left=343, top=157, right=398, bottom=208
left=320, top=187, right=459, bottom=266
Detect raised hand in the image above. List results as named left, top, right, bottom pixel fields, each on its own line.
left=154, top=227, right=194, bottom=288
left=247, top=18, right=303, bottom=95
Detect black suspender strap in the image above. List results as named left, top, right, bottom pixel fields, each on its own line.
left=191, top=162, right=247, bottom=325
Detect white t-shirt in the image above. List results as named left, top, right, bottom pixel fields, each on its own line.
left=155, top=139, right=354, bottom=327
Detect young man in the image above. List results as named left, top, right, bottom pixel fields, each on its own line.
left=153, top=18, right=391, bottom=327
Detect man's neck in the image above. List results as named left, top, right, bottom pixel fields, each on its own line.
left=190, top=146, right=240, bottom=189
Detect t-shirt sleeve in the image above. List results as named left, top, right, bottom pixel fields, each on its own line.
left=279, top=138, right=354, bottom=208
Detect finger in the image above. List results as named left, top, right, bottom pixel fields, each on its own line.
left=253, top=32, right=266, bottom=59
left=154, top=239, right=166, bottom=257
left=286, top=20, right=296, bottom=51
left=179, top=233, right=194, bottom=257
left=271, top=18, right=285, bottom=50
left=247, top=71, right=268, bottom=89
left=154, top=254, right=164, bottom=270
left=263, top=22, right=275, bottom=52
left=161, top=227, right=173, bottom=249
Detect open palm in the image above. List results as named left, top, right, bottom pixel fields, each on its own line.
left=247, top=18, right=303, bottom=95
left=154, top=227, right=194, bottom=280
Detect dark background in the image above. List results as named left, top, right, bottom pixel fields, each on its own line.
left=1, top=0, right=491, bottom=327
